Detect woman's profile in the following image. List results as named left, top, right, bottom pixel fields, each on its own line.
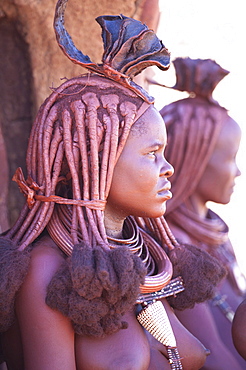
left=0, top=2, right=225, bottom=369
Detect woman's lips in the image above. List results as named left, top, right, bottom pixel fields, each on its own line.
left=158, top=189, right=172, bottom=199
left=158, top=182, right=172, bottom=199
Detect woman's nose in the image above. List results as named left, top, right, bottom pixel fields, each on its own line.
left=161, top=159, right=174, bottom=178
left=236, top=164, right=241, bottom=177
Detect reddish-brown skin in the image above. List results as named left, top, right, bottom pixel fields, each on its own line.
left=1, top=107, right=207, bottom=370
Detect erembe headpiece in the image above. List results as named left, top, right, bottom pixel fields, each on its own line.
left=54, top=0, right=171, bottom=103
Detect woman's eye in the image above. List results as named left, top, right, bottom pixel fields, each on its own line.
left=148, top=151, right=156, bottom=156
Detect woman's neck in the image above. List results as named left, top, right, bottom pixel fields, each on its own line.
left=104, top=211, right=125, bottom=239
left=186, top=194, right=208, bottom=218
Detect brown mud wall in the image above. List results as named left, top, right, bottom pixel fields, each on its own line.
left=0, top=0, right=159, bottom=231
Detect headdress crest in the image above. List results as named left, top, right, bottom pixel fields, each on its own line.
left=172, top=57, right=229, bottom=101
left=150, top=57, right=229, bottom=104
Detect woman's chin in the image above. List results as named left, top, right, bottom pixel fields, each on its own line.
left=147, top=205, right=167, bottom=219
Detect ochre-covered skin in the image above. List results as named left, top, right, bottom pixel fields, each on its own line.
left=0, top=5, right=224, bottom=370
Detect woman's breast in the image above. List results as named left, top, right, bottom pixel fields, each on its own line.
left=75, top=300, right=207, bottom=370
left=75, top=310, right=150, bottom=370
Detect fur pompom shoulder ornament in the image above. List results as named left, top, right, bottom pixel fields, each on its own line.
left=0, top=237, right=31, bottom=332
left=134, top=217, right=227, bottom=311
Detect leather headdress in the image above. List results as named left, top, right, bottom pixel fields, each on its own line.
left=171, top=57, right=229, bottom=102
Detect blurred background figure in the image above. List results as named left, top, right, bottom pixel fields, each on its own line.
left=160, top=57, right=246, bottom=369
left=150, top=0, right=246, bottom=280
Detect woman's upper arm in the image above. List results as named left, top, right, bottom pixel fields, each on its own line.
left=16, top=245, right=76, bottom=370
left=232, top=299, right=246, bottom=361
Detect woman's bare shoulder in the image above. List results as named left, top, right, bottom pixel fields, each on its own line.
left=21, top=235, right=66, bottom=293
left=15, top=235, right=76, bottom=370
left=32, top=234, right=65, bottom=259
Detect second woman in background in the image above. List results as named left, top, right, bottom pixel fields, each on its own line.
left=160, top=57, right=246, bottom=369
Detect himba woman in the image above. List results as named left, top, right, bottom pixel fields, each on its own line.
left=160, top=57, right=246, bottom=369
left=0, top=1, right=226, bottom=369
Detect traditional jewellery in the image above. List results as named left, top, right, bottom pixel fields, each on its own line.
left=137, top=300, right=183, bottom=369
left=108, top=216, right=173, bottom=293
left=136, top=276, right=184, bottom=304
left=108, top=217, right=184, bottom=368
left=211, top=292, right=235, bottom=322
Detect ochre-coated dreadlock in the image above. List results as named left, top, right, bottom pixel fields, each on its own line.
left=8, top=76, right=145, bottom=251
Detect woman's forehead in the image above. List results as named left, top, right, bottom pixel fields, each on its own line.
left=130, top=106, right=166, bottom=141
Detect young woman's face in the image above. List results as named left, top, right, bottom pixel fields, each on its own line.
left=195, top=116, right=241, bottom=205
left=106, top=106, right=174, bottom=219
